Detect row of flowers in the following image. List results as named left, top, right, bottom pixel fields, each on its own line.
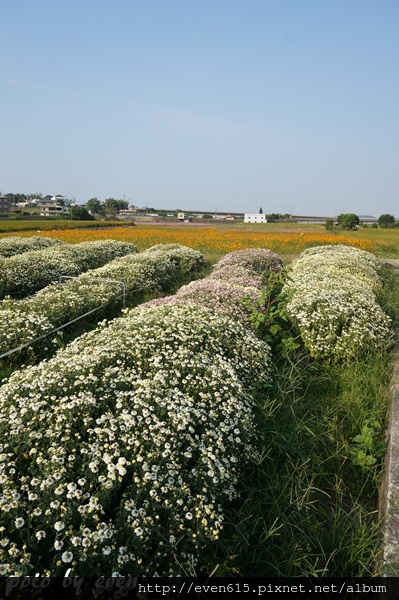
left=0, top=247, right=281, bottom=576
left=0, top=244, right=204, bottom=362
left=282, top=244, right=392, bottom=362
left=0, top=235, right=65, bottom=258
left=0, top=240, right=138, bottom=299
left=141, top=248, right=283, bottom=328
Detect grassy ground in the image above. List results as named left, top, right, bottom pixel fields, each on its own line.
left=0, top=219, right=132, bottom=233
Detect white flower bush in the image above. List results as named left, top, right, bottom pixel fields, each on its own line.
left=283, top=245, right=391, bottom=361
left=288, top=246, right=382, bottom=293
left=0, top=245, right=204, bottom=361
left=84, top=244, right=203, bottom=293
left=0, top=236, right=65, bottom=258
left=0, top=240, right=138, bottom=299
left=298, top=244, right=380, bottom=272
left=0, top=303, right=272, bottom=576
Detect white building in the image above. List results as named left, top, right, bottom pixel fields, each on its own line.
left=38, top=196, right=70, bottom=216
left=244, top=213, right=267, bottom=223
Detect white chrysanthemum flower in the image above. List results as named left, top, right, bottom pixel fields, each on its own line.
left=61, top=551, right=73, bottom=563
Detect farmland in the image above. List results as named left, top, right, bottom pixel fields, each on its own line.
left=1, top=221, right=398, bottom=261
left=0, top=219, right=128, bottom=234
left=0, top=224, right=398, bottom=577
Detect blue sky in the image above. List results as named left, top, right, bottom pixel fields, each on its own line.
left=1, top=0, right=399, bottom=216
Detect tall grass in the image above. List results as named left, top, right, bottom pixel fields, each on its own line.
left=200, top=264, right=399, bottom=577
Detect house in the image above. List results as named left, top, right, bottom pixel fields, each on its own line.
left=37, top=196, right=70, bottom=216
left=0, top=194, right=11, bottom=213
left=244, top=214, right=267, bottom=223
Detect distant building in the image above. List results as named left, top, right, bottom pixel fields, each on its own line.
left=37, top=196, right=70, bottom=216
left=177, top=212, right=185, bottom=221
left=118, top=208, right=137, bottom=220
left=244, top=213, right=267, bottom=223
left=0, top=194, right=11, bottom=213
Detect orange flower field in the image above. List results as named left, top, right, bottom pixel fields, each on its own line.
left=3, top=225, right=396, bottom=258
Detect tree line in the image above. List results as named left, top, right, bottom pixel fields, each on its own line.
left=325, top=213, right=397, bottom=231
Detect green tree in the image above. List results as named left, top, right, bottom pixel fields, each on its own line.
left=115, top=199, right=129, bottom=211
left=87, top=197, right=105, bottom=216
left=104, top=198, right=129, bottom=215
left=6, top=193, right=28, bottom=202
left=104, top=198, right=118, bottom=216
left=337, top=213, right=360, bottom=230
left=71, top=206, right=95, bottom=220
left=325, top=218, right=334, bottom=231
left=378, top=214, right=395, bottom=228
left=259, top=207, right=263, bottom=214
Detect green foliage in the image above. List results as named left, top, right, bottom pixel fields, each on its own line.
left=337, top=213, right=360, bottom=230
left=245, top=270, right=300, bottom=354
left=324, top=218, right=334, bottom=231
left=71, top=206, right=95, bottom=221
left=104, top=198, right=129, bottom=214
left=378, top=214, right=396, bottom=228
left=350, top=422, right=386, bottom=483
left=87, top=197, right=106, bottom=216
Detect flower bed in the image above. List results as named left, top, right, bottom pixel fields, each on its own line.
left=212, top=247, right=284, bottom=275
left=0, top=244, right=204, bottom=361
left=283, top=245, right=392, bottom=362
left=0, top=235, right=65, bottom=258
left=0, top=303, right=272, bottom=576
left=0, top=240, right=138, bottom=299
left=140, top=247, right=283, bottom=328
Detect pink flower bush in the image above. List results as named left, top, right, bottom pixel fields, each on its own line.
left=212, top=248, right=283, bottom=275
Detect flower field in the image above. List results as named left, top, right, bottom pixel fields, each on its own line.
left=0, top=244, right=204, bottom=364
left=0, top=248, right=280, bottom=576
left=0, top=240, right=138, bottom=299
left=0, top=236, right=64, bottom=258
left=283, top=245, right=392, bottom=361
left=0, top=237, right=396, bottom=577
left=1, top=225, right=397, bottom=258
